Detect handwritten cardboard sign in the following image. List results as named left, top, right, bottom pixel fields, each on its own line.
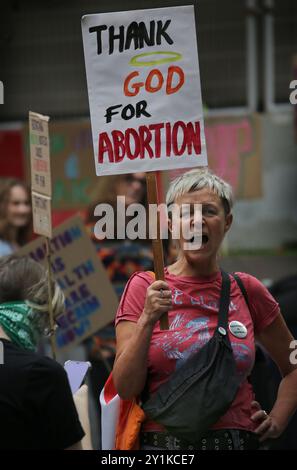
left=29, top=111, right=53, bottom=238
left=82, top=5, right=207, bottom=176
left=17, top=215, right=118, bottom=352
left=31, top=191, right=53, bottom=238
left=29, top=111, right=52, bottom=196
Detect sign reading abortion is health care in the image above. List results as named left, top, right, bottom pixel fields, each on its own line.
left=82, top=5, right=207, bottom=175
left=18, top=215, right=118, bottom=352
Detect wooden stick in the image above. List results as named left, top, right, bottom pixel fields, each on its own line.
left=146, top=172, right=169, bottom=330
left=46, top=237, right=57, bottom=360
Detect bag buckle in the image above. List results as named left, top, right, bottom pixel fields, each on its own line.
left=171, top=436, right=181, bottom=450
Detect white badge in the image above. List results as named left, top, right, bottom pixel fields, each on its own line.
left=229, top=321, right=247, bottom=339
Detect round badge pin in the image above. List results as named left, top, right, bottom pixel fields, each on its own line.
left=229, top=321, right=247, bottom=339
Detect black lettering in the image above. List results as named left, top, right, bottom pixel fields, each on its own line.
left=121, top=104, right=135, bottom=120
left=89, top=25, right=107, bottom=55
left=136, top=100, right=151, bottom=118
left=104, top=104, right=122, bottom=123
left=138, top=21, right=155, bottom=48
left=124, top=22, right=140, bottom=51
left=156, top=20, right=173, bottom=45
left=109, top=25, right=125, bottom=54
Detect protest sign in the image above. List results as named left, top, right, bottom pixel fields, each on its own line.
left=81, top=5, right=207, bottom=176
left=31, top=191, right=53, bottom=238
left=17, top=215, right=118, bottom=352
left=29, top=111, right=52, bottom=196
left=29, top=111, right=53, bottom=239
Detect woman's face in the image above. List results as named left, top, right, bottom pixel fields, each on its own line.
left=115, top=173, right=146, bottom=206
left=7, top=185, right=31, bottom=228
left=170, top=188, right=232, bottom=264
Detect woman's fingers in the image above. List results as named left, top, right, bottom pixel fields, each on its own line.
left=251, top=409, right=269, bottom=422
left=150, top=280, right=170, bottom=291
left=255, top=419, right=273, bottom=441
left=254, top=415, right=270, bottom=433
left=251, top=400, right=261, bottom=411
left=158, top=289, right=172, bottom=299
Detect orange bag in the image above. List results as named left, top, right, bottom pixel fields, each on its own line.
left=114, top=271, right=156, bottom=449
left=115, top=397, right=146, bottom=450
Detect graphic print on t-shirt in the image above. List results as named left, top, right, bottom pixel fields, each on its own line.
left=150, top=289, right=253, bottom=378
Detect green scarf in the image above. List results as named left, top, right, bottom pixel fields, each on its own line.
left=0, top=301, right=41, bottom=351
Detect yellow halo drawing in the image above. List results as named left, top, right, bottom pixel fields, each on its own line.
left=129, top=51, right=182, bottom=67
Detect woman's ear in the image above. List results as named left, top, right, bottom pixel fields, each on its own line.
left=224, top=213, right=233, bottom=233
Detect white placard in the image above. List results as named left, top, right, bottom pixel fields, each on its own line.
left=82, top=5, right=207, bottom=176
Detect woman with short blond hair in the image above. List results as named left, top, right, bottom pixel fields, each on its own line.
left=113, top=168, right=297, bottom=450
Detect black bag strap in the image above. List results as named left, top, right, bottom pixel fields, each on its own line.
left=232, top=272, right=250, bottom=310
left=217, top=270, right=231, bottom=330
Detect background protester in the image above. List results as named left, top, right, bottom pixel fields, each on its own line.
left=0, top=179, right=32, bottom=257
left=85, top=173, right=153, bottom=445
left=113, top=169, right=297, bottom=450
left=0, top=255, right=85, bottom=450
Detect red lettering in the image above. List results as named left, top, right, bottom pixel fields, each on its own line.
left=111, top=130, right=125, bottom=162
left=97, top=121, right=202, bottom=164
left=148, top=123, right=164, bottom=158
left=166, top=66, right=185, bottom=95
left=146, top=69, right=164, bottom=93
left=166, top=122, right=172, bottom=156
left=98, top=132, right=114, bottom=163
left=172, top=121, right=187, bottom=156
left=124, top=71, right=144, bottom=97
left=125, top=128, right=141, bottom=160
left=186, top=122, right=201, bottom=155
left=139, top=125, right=154, bottom=158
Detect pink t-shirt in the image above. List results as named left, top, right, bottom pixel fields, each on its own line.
left=115, top=268, right=280, bottom=433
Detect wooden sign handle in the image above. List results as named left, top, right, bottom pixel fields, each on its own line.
left=146, top=172, right=169, bottom=330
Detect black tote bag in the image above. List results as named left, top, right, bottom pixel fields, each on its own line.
left=142, top=271, right=242, bottom=444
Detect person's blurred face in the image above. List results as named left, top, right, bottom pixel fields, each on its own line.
left=115, top=173, right=146, bottom=206
left=169, top=188, right=232, bottom=264
left=6, top=185, right=31, bottom=228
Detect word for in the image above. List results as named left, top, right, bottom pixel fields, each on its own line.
left=105, top=100, right=151, bottom=123
left=89, top=20, right=173, bottom=55
left=98, top=120, right=201, bottom=162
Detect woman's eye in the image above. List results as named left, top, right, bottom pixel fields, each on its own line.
left=203, top=207, right=217, bottom=216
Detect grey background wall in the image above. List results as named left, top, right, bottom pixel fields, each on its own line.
left=230, top=110, right=297, bottom=250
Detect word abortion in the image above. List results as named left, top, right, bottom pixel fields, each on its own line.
left=98, top=120, right=202, bottom=163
